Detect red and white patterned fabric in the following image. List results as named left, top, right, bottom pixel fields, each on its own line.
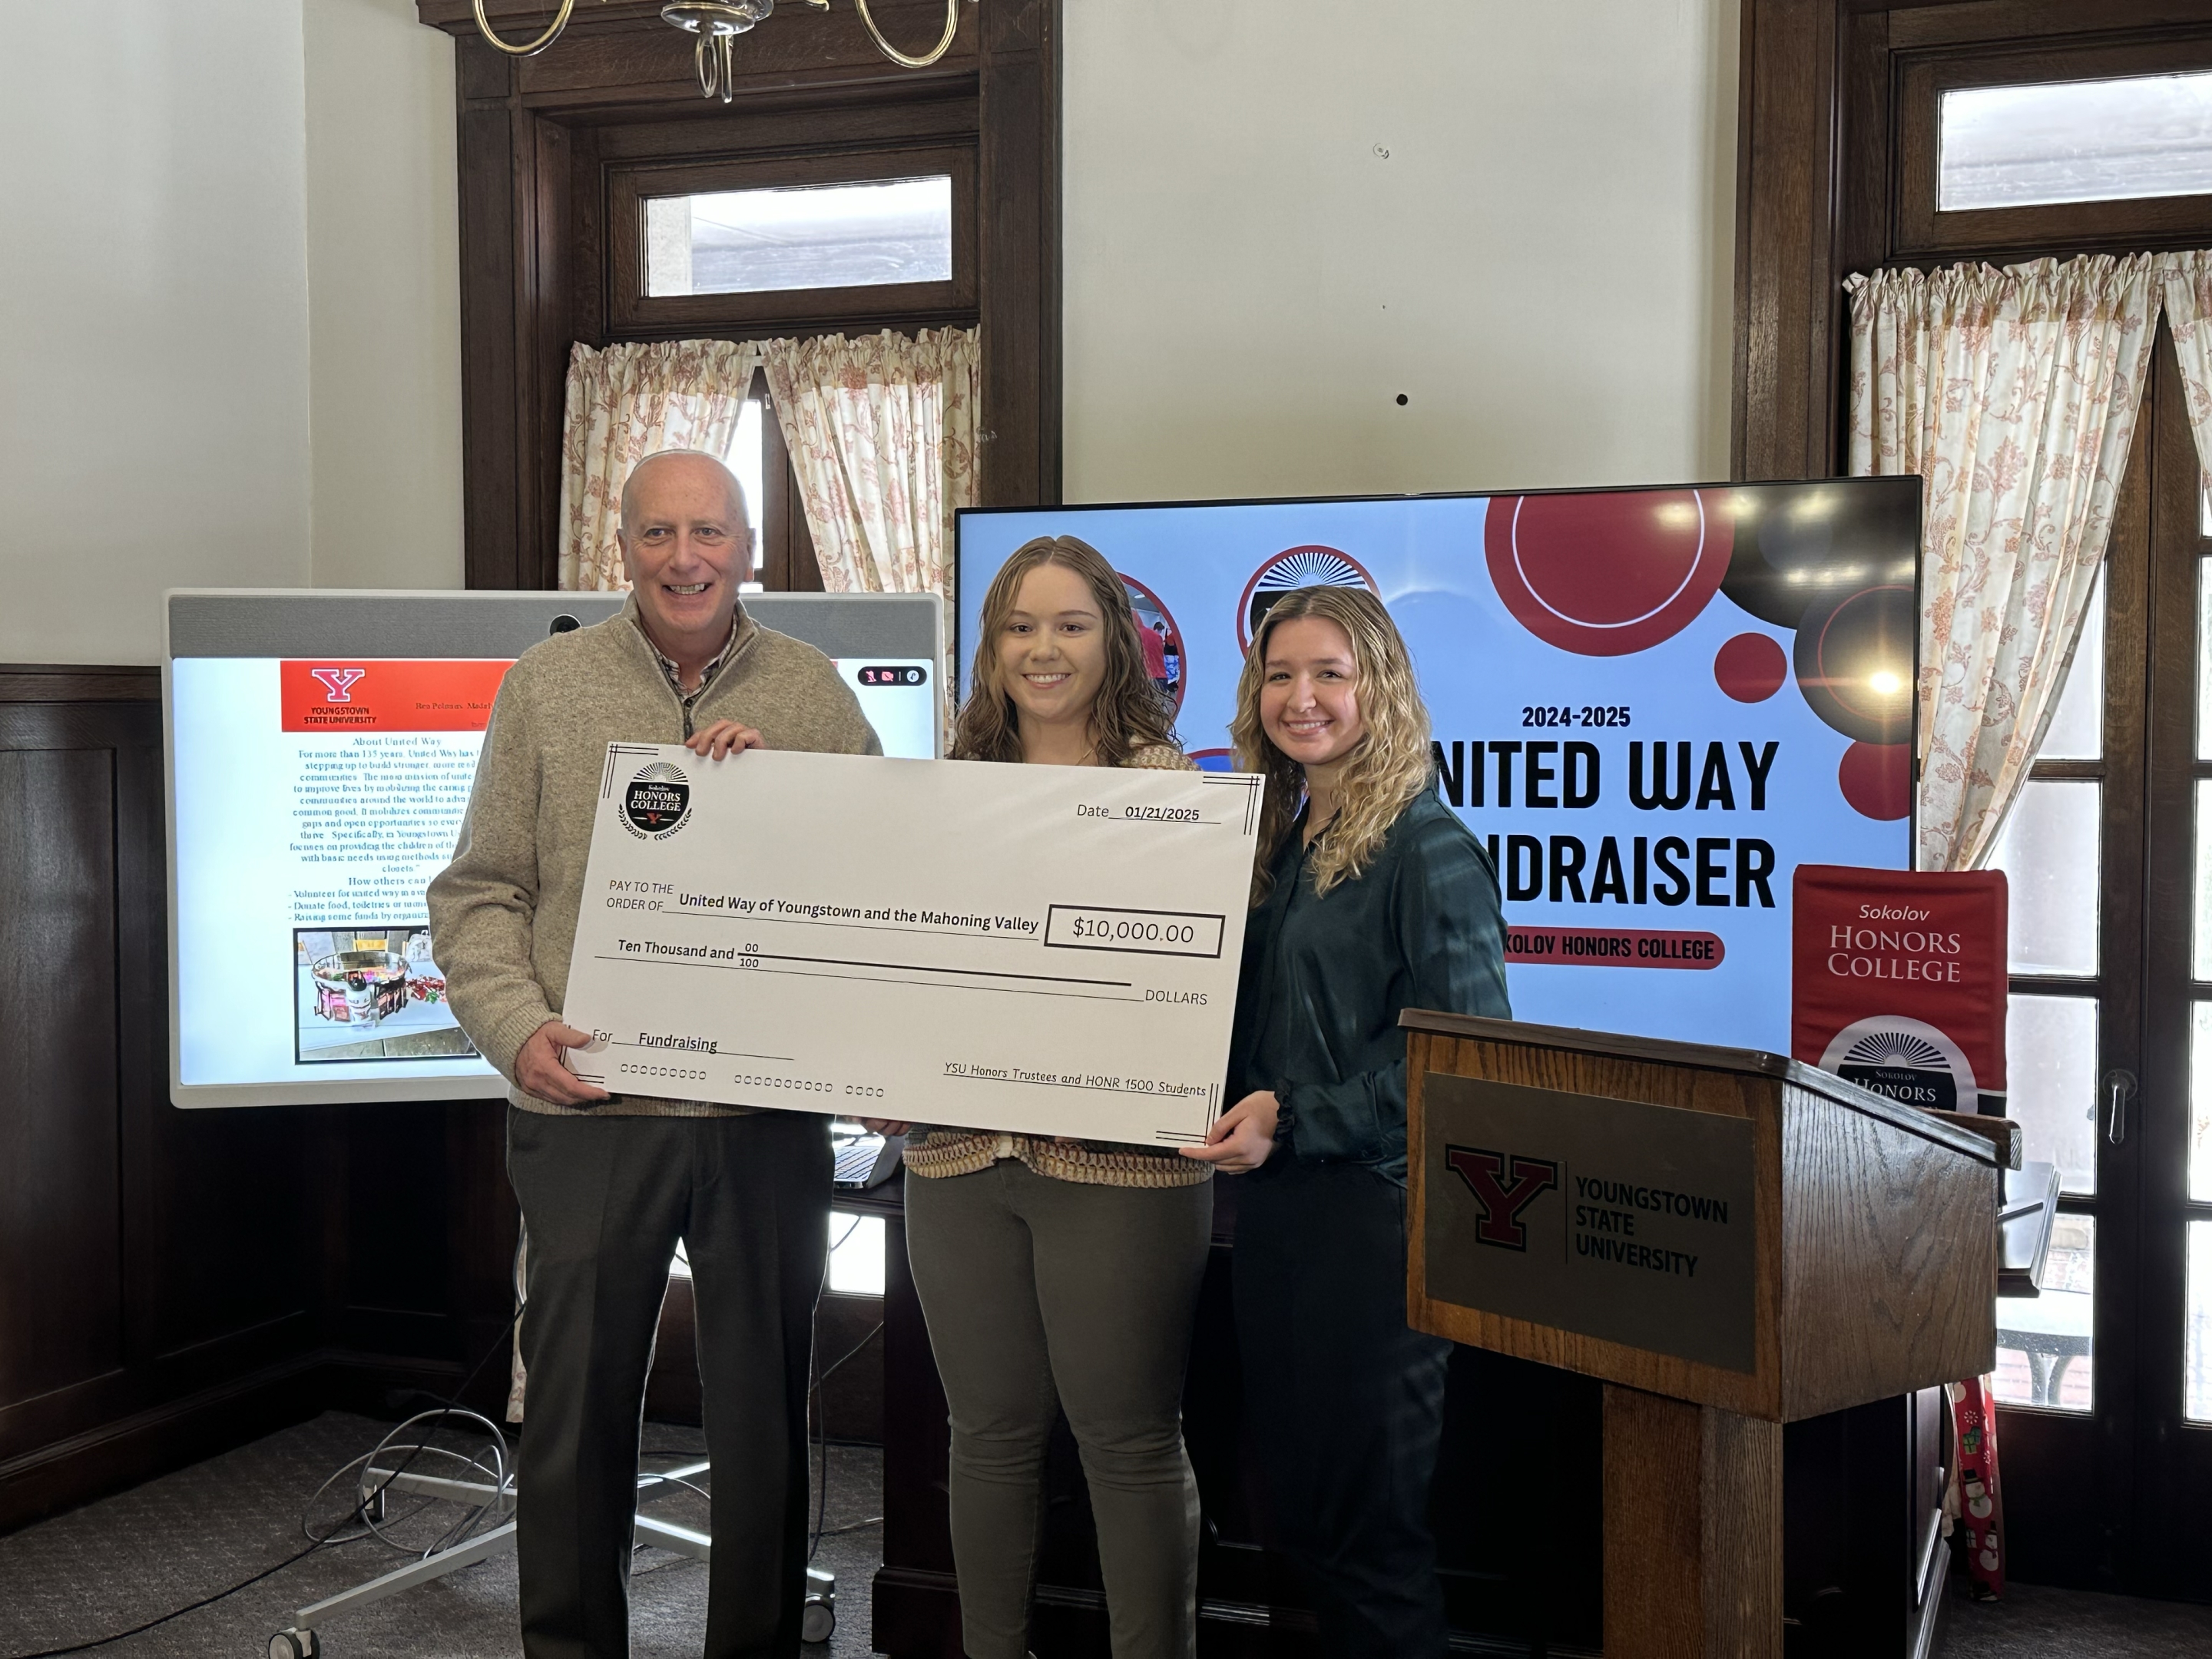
left=1847, top=255, right=2160, bottom=872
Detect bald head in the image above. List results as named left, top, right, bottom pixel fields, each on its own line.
left=618, top=449, right=753, bottom=687
left=619, top=449, right=748, bottom=538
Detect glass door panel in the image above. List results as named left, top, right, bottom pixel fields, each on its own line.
left=1995, top=1214, right=2096, bottom=1412
left=2194, top=779, right=2212, bottom=982
left=1988, top=780, right=2102, bottom=975
left=2010, top=993, right=2101, bottom=1194
left=2198, top=547, right=2212, bottom=753
left=2191, top=1002, right=2212, bottom=1204
left=2040, top=572, right=2105, bottom=760
left=2190, top=1221, right=2212, bottom=1424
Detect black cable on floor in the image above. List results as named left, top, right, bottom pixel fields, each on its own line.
left=806, top=1317, right=884, bottom=1565
left=0, top=1309, right=523, bottom=1659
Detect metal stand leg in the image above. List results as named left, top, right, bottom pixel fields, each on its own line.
left=264, top=1459, right=826, bottom=1654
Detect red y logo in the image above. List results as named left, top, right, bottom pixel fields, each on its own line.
left=1445, top=1146, right=1559, bottom=1250
left=311, top=667, right=366, bottom=703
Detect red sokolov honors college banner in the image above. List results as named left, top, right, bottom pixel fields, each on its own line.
left=1790, top=865, right=2008, bottom=1114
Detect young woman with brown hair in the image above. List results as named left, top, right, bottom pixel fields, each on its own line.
left=1184, top=585, right=1510, bottom=1657
left=868, top=535, right=1210, bottom=1659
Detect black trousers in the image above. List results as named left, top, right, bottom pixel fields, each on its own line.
left=1232, top=1160, right=1452, bottom=1659
left=507, top=1108, right=830, bottom=1659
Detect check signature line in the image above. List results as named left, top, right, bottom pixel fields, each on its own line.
left=604, top=948, right=1129, bottom=988
left=957, top=1073, right=1210, bottom=1102
left=593, top=955, right=1141, bottom=1002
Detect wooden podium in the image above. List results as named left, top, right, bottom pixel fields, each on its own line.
left=1403, top=1013, right=2002, bottom=1659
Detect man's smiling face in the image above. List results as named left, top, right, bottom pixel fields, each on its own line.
left=618, top=452, right=748, bottom=664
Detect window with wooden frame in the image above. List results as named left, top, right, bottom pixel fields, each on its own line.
left=1738, top=0, right=2212, bottom=1601
left=590, top=137, right=978, bottom=592
left=608, top=145, right=977, bottom=334
left=420, top=1, right=1054, bottom=593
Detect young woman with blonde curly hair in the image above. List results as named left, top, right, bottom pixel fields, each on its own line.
left=1184, top=584, right=1509, bottom=1658
left=866, top=535, right=1210, bottom=1659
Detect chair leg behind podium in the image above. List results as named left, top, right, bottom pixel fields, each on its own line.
left=1602, top=1384, right=1783, bottom=1659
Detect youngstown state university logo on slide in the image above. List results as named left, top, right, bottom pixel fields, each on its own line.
left=622, top=761, right=693, bottom=840
left=1821, top=1015, right=1977, bottom=1113
left=310, top=667, right=366, bottom=703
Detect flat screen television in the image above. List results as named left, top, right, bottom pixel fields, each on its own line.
left=165, top=590, right=943, bottom=1108
left=955, top=479, right=1919, bottom=1053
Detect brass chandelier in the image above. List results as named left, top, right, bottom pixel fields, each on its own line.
left=472, top=0, right=972, bottom=103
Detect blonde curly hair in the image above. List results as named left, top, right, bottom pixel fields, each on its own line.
left=1231, top=585, right=1432, bottom=902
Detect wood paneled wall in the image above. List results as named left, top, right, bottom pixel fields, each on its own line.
left=0, top=669, right=515, bottom=1534
left=0, top=669, right=308, bottom=1529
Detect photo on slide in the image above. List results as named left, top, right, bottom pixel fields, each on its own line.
left=293, top=924, right=475, bottom=1065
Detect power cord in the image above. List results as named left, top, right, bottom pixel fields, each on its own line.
left=805, top=1214, right=889, bottom=1566
left=11, top=1213, right=887, bottom=1653
left=0, top=1307, right=524, bottom=1659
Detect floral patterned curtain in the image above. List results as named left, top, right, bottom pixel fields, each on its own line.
left=2160, top=251, right=2212, bottom=500
left=1847, top=254, right=2161, bottom=872
left=760, top=327, right=982, bottom=604
left=557, top=339, right=763, bottom=591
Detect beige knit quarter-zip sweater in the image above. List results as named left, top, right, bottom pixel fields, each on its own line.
left=428, top=594, right=881, bottom=1117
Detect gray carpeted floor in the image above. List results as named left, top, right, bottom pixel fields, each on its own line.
left=1935, top=1581, right=2212, bottom=1659
left=0, top=1412, right=882, bottom=1659
left=4, top=1412, right=2209, bottom=1659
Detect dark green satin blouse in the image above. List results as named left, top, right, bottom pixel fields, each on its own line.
left=1227, top=789, right=1511, bottom=1182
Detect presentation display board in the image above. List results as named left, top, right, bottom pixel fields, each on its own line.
left=956, top=479, right=1919, bottom=1052
left=166, top=590, right=943, bottom=1108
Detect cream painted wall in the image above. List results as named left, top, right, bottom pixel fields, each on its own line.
left=0, top=2, right=313, bottom=665
left=1, top=1, right=1731, bottom=657
left=1061, top=0, right=1741, bottom=504
left=0, top=1, right=462, bottom=667
left=304, top=0, right=464, bottom=594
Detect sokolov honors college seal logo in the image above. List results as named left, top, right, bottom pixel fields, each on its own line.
left=621, top=760, right=693, bottom=840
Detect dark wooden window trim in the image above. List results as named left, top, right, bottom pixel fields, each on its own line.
left=607, top=142, right=978, bottom=334
left=1735, top=0, right=2212, bottom=481
left=1893, top=32, right=2212, bottom=260
left=1738, top=0, right=2212, bottom=1598
left=753, top=366, right=826, bottom=592
left=414, top=0, right=1058, bottom=591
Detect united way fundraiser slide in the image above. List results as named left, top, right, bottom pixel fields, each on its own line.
left=561, top=747, right=1263, bottom=1142
left=957, top=482, right=1919, bottom=1052
left=171, top=654, right=939, bottom=1096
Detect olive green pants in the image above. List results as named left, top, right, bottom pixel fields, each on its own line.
left=904, top=1161, right=1213, bottom=1659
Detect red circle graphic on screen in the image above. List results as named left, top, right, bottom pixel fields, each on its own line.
left=1484, top=489, right=1732, bottom=656
left=1118, top=571, right=1187, bottom=715
left=1236, top=546, right=1379, bottom=651
left=1838, top=741, right=1912, bottom=821
left=1714, top=632, right=1788, bottom=703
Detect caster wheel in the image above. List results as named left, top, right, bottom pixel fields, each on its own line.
left=800, top=1594, right=836, bottom=1644
left=268, top=1631, right=319, bottom=1659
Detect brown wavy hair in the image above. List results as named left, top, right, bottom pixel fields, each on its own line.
left=1231, top=585, right=1433, bottom=901
left=952, top=535, right=1179, bottom=766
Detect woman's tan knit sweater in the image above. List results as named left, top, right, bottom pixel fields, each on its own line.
left=901, top=742, right=1214, bottom=1189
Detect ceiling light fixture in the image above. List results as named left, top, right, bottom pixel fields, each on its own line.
left=471, top=0, right=972, bottom=104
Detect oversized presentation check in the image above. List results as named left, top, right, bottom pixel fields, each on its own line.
left=561, top=745, right=1266, bottom=1144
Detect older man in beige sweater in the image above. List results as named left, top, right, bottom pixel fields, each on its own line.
left=429, top=451, right=878, bottom=1659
